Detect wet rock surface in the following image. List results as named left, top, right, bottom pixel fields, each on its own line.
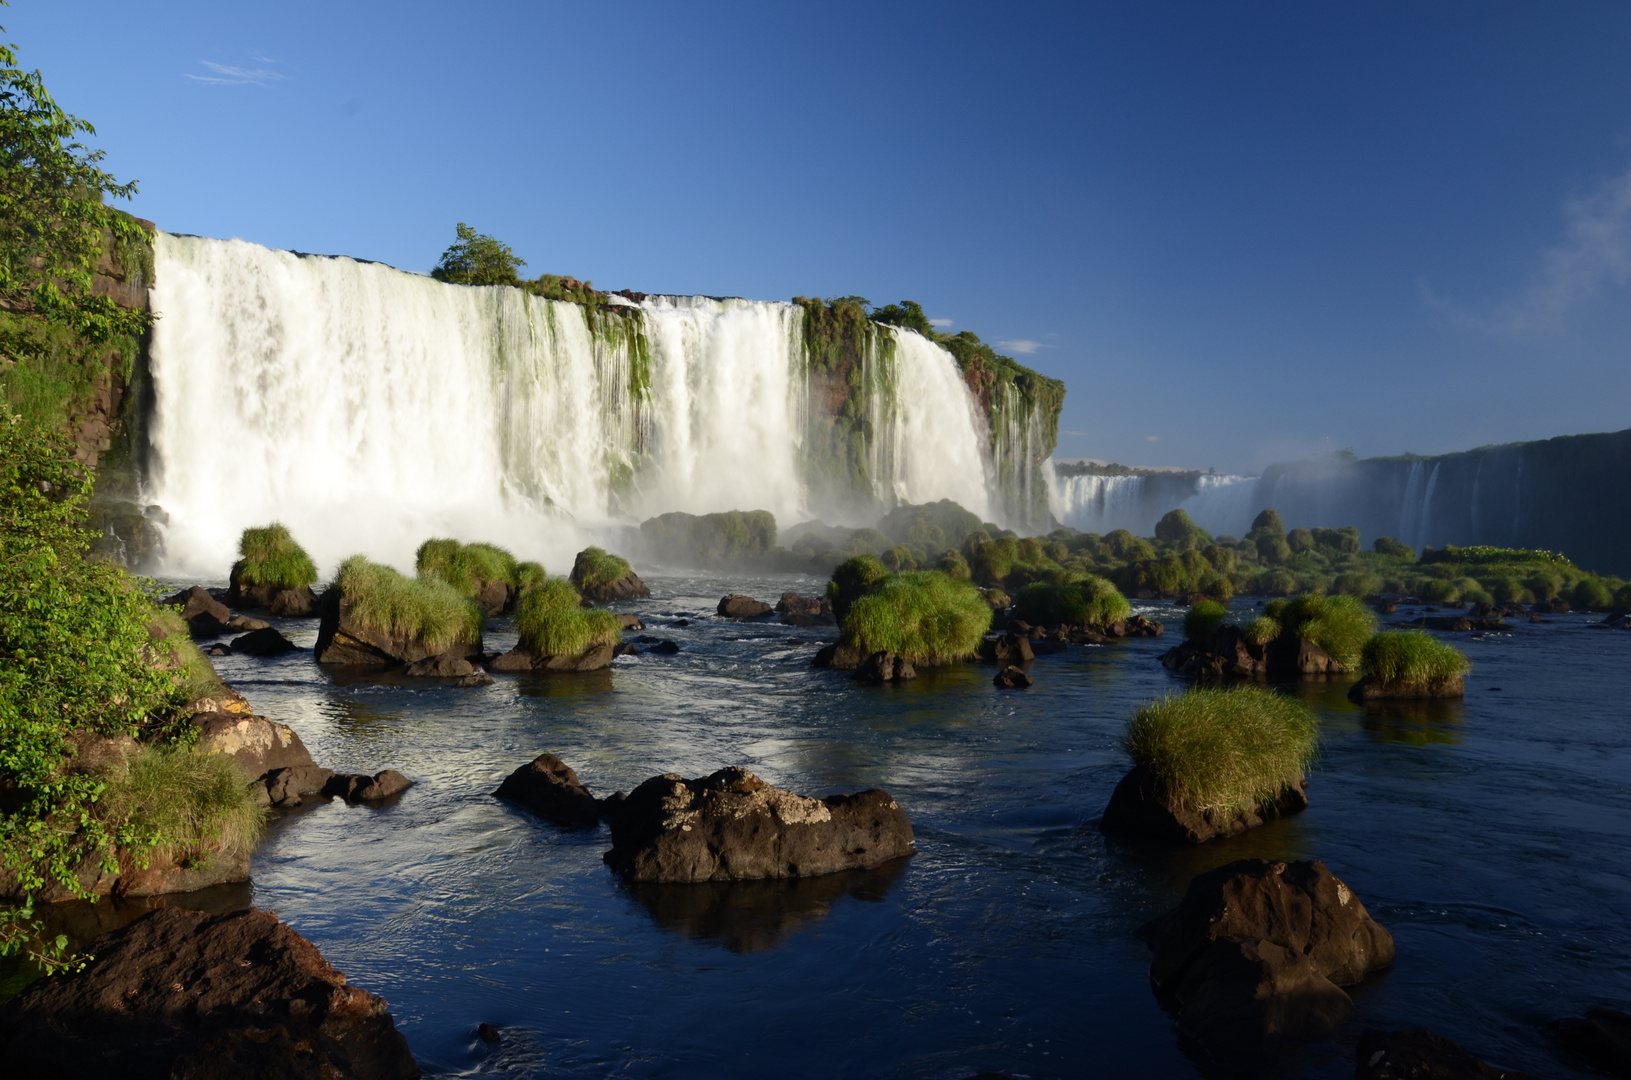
left=1142, top=859, right=1396, bottom=1066
left=229, top=626, right=297, bottom=656
left=813, top=642, right=865, bottom=670
left=854, top=650, right=916, bottom=683
left=494, top=752, right=604, bottom=827
left=490, top=642, right=615, bottom=673
left=194, top=714, right=315, bottom=780
left=718, top=594, right=773, bottom=618
left=1160, top=626, right=1345, bottom=680
left=979, top=632, right=1035, bottom=664
left=314, top=589, right=481, bottom=666
left=604, top=767, right=915, bottom=883
left=1553, top=1007, right=1631, bottom=1078
left=0, top=907, right=420, bottom=1079
left=776, top=592, right=835, bottom=626
left=1349, top=673, right=1466, bottom=701
left=994, top=665, right=1033, bottom=689
left=1100, top=764, right=1309, bottom=844
left=1356, top=1028, right=1540, bottom=1079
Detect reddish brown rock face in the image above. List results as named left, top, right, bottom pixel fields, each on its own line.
left=0, top=907, right=421, bottom=1079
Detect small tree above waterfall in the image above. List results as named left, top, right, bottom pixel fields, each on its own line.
left=431, top=223, right=527, bottom=286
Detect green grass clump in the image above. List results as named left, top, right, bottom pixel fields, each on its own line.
left=828, top=555, right=892, bottom=621
left=1573, top=578, right=1613, bottom=610
left=235, top=523, right=318, bottom=589
left=1120, top=686, right=1318, bottom=819
left=1277, top=593, right=1376, bottom=668
left=839, top=570, right=993, bottom=665
left=1360, top=631, right=1470, bottom=689
left=146, top=609, right=231, bottom=701
left=336, top=555, right=482, bottom=650
left=415, top=538, right=518, bottom=596
left=513, top=578, right=622, bottom=657
left=96, top=745, right=265, bottom=870
left=1013, top=576, right=1131, bottom=628
left=516, top=561, right=548, bottom=592
left=1183, top=600, right=1229, bottom=643
left=1242, top=615, right=1280, bottom=647
left=570, top=547, right=632, bottom=591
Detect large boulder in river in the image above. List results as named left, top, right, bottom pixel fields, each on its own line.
left=494, top=753, right=603, bottom=826
left=776, top=593, right=835, bottom=627
left=604, top=767, right=914, bottom=882
left=813, top=642, right=866, bottom=670
left=1142, top=859, right=1395, bottom=1067
left=1101, top=764, right=1309, bottom=845
left=194, top=714, right=314, bottom=781
left=570, top=547, right=650, bottom=602
left=314, top=587, right=481, bottom=666
left=979, top=633, right=1034, bottom=664
left=230, top=626, right=297, bottom=656
left=0, top=907, right=420, bottom=1079
left=164, top=585, right=231, bottom=626
left=718, top=594, right=773, bottom=619
left=1357, top=1029, right=1541, bottom=1080
left=229, top=562, right=317, bottom=617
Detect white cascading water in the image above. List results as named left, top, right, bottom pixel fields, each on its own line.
left=146, top=233, right=1001, bottom=575
left=1048, top=474, right=1148, bottom=533
left=1048, top=471, right=1258, bottom=537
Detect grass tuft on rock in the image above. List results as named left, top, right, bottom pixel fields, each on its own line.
left=827, top=555, right=891, bottom=622
left=1183, top=600, right=1229, bottom=643
left=1277, top=593, right=1376, bottom=668
left=235, top=523, right=317, bottom=589
left=1121, top=687, right=1318, bottom=820
left=336, top=555, right=482, bottom=651
left=1242, top=615, right=1280, bottom=647
left=838, top=570, right=992, bottom=665
left=513, top=578, right=622, bottom=657
left=1360, top=631, right=1470, bottom=690
left=96, top=745, right=265, bottom=870
left=570, top=547, right=632, bottom=591
left=415, top=538, right=518, bottom=595
left=1012, top=576, right=1132, bottom=628
left=515, top=561, right=548, bottom=592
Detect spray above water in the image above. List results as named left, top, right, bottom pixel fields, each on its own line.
left=145, top=234, right=1019, bottom=576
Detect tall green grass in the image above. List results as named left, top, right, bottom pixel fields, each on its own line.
left=336, top=555, right=482, bottom=650
left=1242, top=615, right=1280, bottom=647
left=516, top=561, right=548, bottom=592
left=1276, top=593, right=1376, bottom=667
left=1012, top=576, right=1132, bottom=628
left=513, top=578, right=622, bottom=656
left=146, top=608, right=231, bottom=700
left=827, top=555, right=891, bottom=621
left=415, top=538, right=518, bottom=595
left=570, top=546, right=632, bottom=591
left=235, top=523, right=318, bottom=589
left=1182, top=600, right=1229, bottom=643
left=1120, top=687, right=1318, bottom=819
left=96, top=745, right=265, bottom=870
left=838, top=570, right=992, bottom=665
left=1360, top=631, right=1470, bottom=688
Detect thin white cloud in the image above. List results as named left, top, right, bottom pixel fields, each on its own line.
left=929, top=318, right=954, bottom=327
left=997, top=339, right=1045, bottom=354
left=1146, top=435, right=1160, bottom=442
left=1428, top=163, right=1631, bottom=333
left=187, top=60, right=287, bottom=87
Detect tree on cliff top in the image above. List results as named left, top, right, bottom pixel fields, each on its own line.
left=430, top=223, right=527, bottom=287
left=0, top=18, right=150, bottom=347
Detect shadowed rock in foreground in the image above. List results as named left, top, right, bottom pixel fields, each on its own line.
left=1101, top=764, right=1309, bottom=845
left=1356, top=1029, right=1540, bottom=1079
left=494, top=752, right=604, bottom=827
left=0, top=907, right=420, bottom=1079
left=604, top=767, right=914, bottom=883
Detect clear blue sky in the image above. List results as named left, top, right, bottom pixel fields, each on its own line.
left=12, top=1, right=1631, bottom=473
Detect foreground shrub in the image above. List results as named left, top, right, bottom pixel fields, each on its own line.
left=827, top=555, right=890, bottom=621
left=96, top=745, right=264, bottom=870
left=415, top=538, right=518, bottom=595
left=233, top=523, right=317, bottom=589
left=335, top=556, right=481, bottom=650
left=515, top=561, right=547, bottom=592
left=1278, top=593, right=1376, bottom=668
left=1360, top=631, right=1470, bottom=690
left=1182, top=600, right=1229, bottom=643
left=513, top=578, right=621, bottom=657
left=1121, top=687, right=1317, bottom=820
left=1013, top=576, right=1132, bottom=628
left=570, top=546, right=631, bottom=591
left=839, top=571, right=992, bottom=665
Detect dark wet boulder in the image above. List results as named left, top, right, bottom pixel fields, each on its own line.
left=264, top=764, right=336, bottom=808
left=229, top=562, right=318, bottom=617
left=1356, top=1029, right=1540, bottom=1079
left=1160, top=624, right=1268, bottom=679
left=650, top=639, right=680, bottom=655
left=718, top=594, right=773, bottom=619
left=494, top=753, right=603, bottom=827
left=617, top=614, right=646, bottom=630
left=0, top=907, right=420, bottom=1079
left=1109, top=615, right=1164, bottom=638
left=1401, top=615, right=1505, bottom=632
left=165, top=585, right=231, bottom=625
left=205, top=642, right=233, bottom=657
left=1553, top=1007, right=1631, bottom=1078
left=193, top=714, right=314, bottom=781
left=188, top=611, right=232, bottom=639
left=314, top=588, right=480, bottom=666
left=1531, top=597, right=1572, bottom=615
left=979, top=633, right=1034, bottom=664
left=489, top=642, right=615, bottom=672
left=225, top=613, right=270, bottom=632
left=230, top=626, right=297, bottom=656
left=1142, top=859, right=1395, bottom=1067
left=603, top=767, right=915, bottom=883
left=853, top=650, right=916, bottom=683
left=777, top=593, right=836, bottom=627
left=1268, top=634, right=1345, bottom=675
left=324, top=770, right=413, bottom=803
left=1101, top=764, right=1308, bottom=845
left=994, top=665, right=1032, bottom=689
left=403, top=650, right=477, bottom=677
left=813, top=642, right=865, bottom=670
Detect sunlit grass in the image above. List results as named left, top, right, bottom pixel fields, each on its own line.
left=513, top=577, right=622, bottom=657
left=838, top=570, right=992, bottom=664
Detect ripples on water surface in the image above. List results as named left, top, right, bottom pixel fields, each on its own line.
left=184, top=573, right=1631, bottom=1078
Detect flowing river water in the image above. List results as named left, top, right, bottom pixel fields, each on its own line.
left=118, top=574, right=1631, bottom=1077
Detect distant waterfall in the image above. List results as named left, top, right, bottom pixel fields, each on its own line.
left=1049, top=471, right=1257, bottom=537
left=145, top=234, right=1005, bottom=574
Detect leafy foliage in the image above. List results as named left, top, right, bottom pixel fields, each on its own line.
left=1121, top=687, right=1318, bottom=819
left=335, top=555, right=481, bottom=650
left=430, top=223, right=526, bottom=286
left=838, top=570, right=992, bottom=665
left=234, top=523, right=317, bottom=589
left=513, top=577, right=621, bottom=657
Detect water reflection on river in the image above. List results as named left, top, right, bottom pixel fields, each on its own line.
left=172, top=574, right=1631, bottom=1077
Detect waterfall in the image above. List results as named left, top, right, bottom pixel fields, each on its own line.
left=144, top=234, right=1007, bottom=575
left=1048, top=471, right=1257, bottom=537
left=1050, top=474, right=1148, bottom=533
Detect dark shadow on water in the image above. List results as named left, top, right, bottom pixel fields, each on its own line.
left=622, top=857, right=909, bottom=953
left=1357, top=699, right=1464, bottom=745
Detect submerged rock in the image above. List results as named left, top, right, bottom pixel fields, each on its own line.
left=603, top=767, right=914, bottom=883
left=1348, top=673, right=1466, bottom=702
left=230, top=626, right=297, bottom=657
left=853, top=650, right=916, bottom=683
left=1356, top=1029, right=1540, bottom=1080
left=489, top=642, right=615, bottom=673
left=1100, top=764, right=1308, bottom=845
left=403, top=650, right=477, bottom=678
left=718, top=594, right=773, bottom=619
left=994, top=665, right=1033, bottom=689
left=0, top=907, right=420, bottom=1079
left=494, top=753, right=603, bottom=827
left=1142, top=859, right=1395, bottom=1067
